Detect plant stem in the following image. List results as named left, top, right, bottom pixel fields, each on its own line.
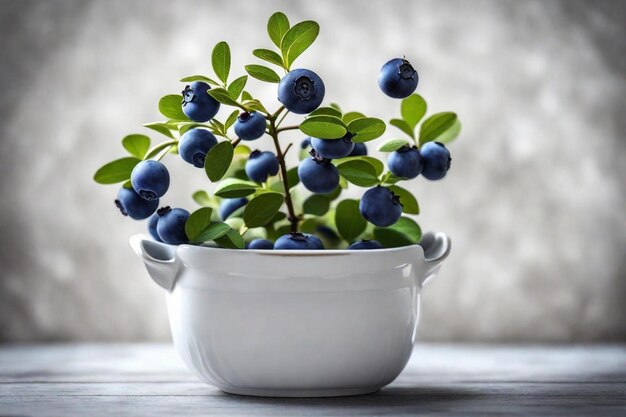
left=268, top=112, right=299, bottom=233
left=276, top=125, right=299, bottom=133
left=276, top=109, right=290, bottom=128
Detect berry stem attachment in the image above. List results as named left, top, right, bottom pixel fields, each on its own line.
left=268, top=110, right=299, bottom=233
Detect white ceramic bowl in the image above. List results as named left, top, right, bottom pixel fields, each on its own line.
left=130, top=232, right=450, bottom=397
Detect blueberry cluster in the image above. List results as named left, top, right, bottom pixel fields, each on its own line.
left=96, top=11, right=459, bottom=252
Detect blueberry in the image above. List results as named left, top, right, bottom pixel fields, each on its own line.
left=378, top=58, right=419, bottom=99
left=247, top=239, right=274, bottom=249
left=178, top=128, right=218, bottom=168
left=349, top=239, right=383, bottom=250
left=349, top=143, right=368, bottom=157
left=234, top=111, right=267, bottom=140
left=181, top=82, right=220, bottom=122
left=219, top=197, right=248, bottom=220
left=147, top=213, right=162, bottom=242
left=115, top=187, right=159, bottom=220
left=278, top=69, right=325, bottom=114
left=388, top=145, right=424, bottom=179
left=130, top=160, right=170, bottom=201
left=311, top=134, right=355, bottom=159
left=298, top=151, right=340, bottom=194
left=156, top=206, right=190, bottom=245
left=245, top=150, right=279, bottom=183
left=300, top=137, right=311, bottom=149
left=359, top=186, right=403, bottom=227
left=274, top=232, right=324, bottom=250
left=420, top=142, right=451, bottom=180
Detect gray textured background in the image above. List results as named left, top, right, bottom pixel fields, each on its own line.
left=1, top=0, right=625, bottom=342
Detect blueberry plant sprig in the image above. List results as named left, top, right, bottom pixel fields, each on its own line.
left=93, top=11, right=461, bottom=250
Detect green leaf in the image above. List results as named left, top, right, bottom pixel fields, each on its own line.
left=224, top=110, right=240, bottom=131
left=241, top=91, right=254, bottom=102
left=242, top=99, right=269, bottom=114
left=377, top=138, right=410, bottom=152
left=419, top=112, right=458, bottom=145
left=335, top=156, right=384, bottom=176
left=382, top=173, right=404, bottom=186
left=373, top=217, right=422, bottom=247
left=388, top=185, right=419, bottom=214
left=214, top=228, right=245, bottom=249
left=286, top=166, right=300, bottom=189
left=214, top=178, right=258, bottom=198
left=390, top=217, right=422, bottom=242
left=207, top=87, right=241, bottom=107
left=373, top=227, right=414, bottom=248
left=227, top=75, right=248, bottom=100
left=299, top=116, right=347, bottom=139
left=185, top=207, right=213, bottom=241
left=335, top=199, right=367, bottom=242
left=212, top=41, right=231, bottom=84
left=390, top=118, right=415, bottom=139
left=144, top=140, right=177, bottom=160
left=401, top=94, right=427, bottom=129
left=180, top=75, right=219, bottom=85
left=434, top=119, right=461, bottom=144
left=267, top=12, right=290, bottom=49
left=347, top=117, right=386, bottom=142
left=303, top=194, right=330, bottom=216
left=122, top=134, right=150, bottom=159
left=336, top=160, right=379, bottom=187
left=245, top=64, right=281, bottom=83
left=192, top=190, right=213, bottom=207
left=179, top=123, right=207, bottom=135
left=243, top=192, right=284, bottom=227
left=233, top=144, right=252, bottom=156
left=158, top=94, right=188, bottom=120
left=204, top=141, right=234, bottom=182
left=280, top=21, right=319, bottom=69
left=194, top=222, right=231, bottom=243
left=143, top=122, right=175, bottom=139
left=342, top=111, right=365, bottom=125
left=330, top=103, right=342, bottom=112
left=93, top=157, right=140, bottom=184
left=253, top=49, right=285, bottom=68
left=309, top=106, right=342, bottom=118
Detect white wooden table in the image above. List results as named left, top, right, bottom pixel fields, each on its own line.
left=1, top=344, right=624, bottom=416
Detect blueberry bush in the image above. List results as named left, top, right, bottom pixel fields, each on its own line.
left=94, top=12, right=461, bottom=250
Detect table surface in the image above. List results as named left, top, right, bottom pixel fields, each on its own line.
left=0, top=344, right=625, bottom=416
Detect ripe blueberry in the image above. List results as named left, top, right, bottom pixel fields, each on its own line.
left=156, top=206, right=190, bottom=245
left=349, top=142, right=368, bottom=157
left=278, top=69, right=325, bottom=114
left=246, top=150, right=279, bottom=183
left=247, top=239, right=274, bottom=249
left=181, top=81, right=220, bottom=122
left=219, top=197, right=248, bottom=220
left=298, top=150, right=340, bottom=194
left=234, top=111, right=267, bottom=140
left=378, top=58, right=419, bottom=99
left=178, top=128, right=218, bottom=168
left=147, top=213, right=162, bottom=242
left=130, top=160, right=170, bottom=201
left=349, top=239, right=383, bottom=250
left=300, top=137, right=311, bottom=149
left=387, top=145, right=424, bottom=179
left=311, top=134, right=355, bottom=159
left=274, top=232, right=324, bottom=250
left=115, top=187, right=159, bottom=220
left=359, top=186, right=403, bottom=227
left=420, top=142, right=451, bottom=180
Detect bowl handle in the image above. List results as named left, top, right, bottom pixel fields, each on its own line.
left=418, top=232, right=451, bottom=288
left=129, top=234, right=181, bottom=292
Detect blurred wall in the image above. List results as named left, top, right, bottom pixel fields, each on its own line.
left=0, top=0, right=625, bottom=342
